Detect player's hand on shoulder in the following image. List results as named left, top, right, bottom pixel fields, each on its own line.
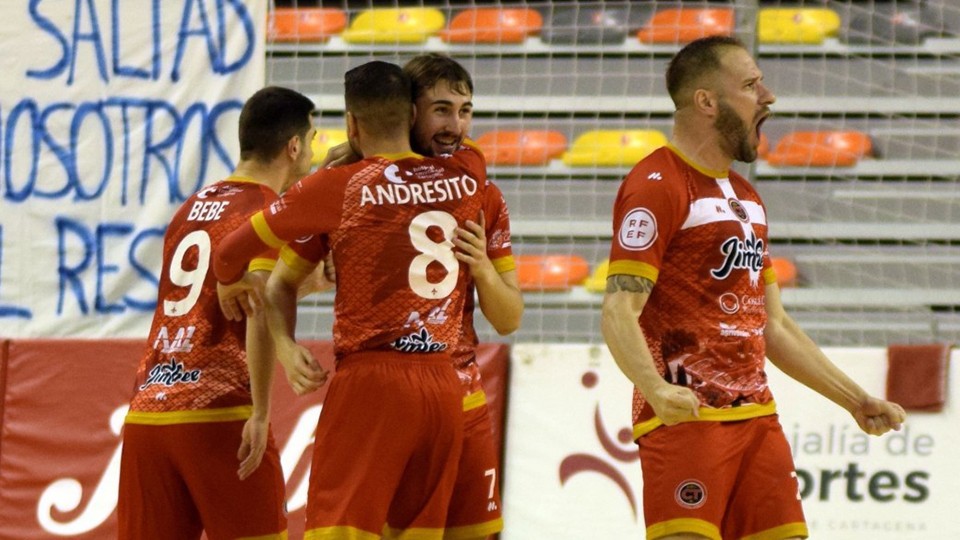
left=648, top=382, right=700, bottom=426
left=276, top=341, right=329, bottom=396
left=217, top=272, right=266, bottom=321
left=319, top=141, right=359, bottom=169
left=852, top=396, right=906, bottom=436
left=453, top=211, right=496, bottom=280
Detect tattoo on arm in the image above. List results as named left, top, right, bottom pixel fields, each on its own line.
left=605, top=275, right=655, bottom=294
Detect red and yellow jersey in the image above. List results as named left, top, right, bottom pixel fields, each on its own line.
left=218, top=145, right=489, bottom=360
left=608, top=145, right=778, bottom=437
left=127, top=178, right=279, bottom=425
left=452, top=180, right=515, bottom=397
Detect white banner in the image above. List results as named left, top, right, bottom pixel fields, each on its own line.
left=0, top=0, right=266, bottom=337
left=503, top=344, right=959, bottom=540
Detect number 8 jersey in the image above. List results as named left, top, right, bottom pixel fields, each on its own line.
left=128, top=178, right=279, bottom=420
left=223, top=145, right=487, bottom=359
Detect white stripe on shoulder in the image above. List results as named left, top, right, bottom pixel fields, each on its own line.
left=681, top=198, right=767, bottom=230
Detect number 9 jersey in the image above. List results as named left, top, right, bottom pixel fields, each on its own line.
left=128, top=178, right=279, bottom=419
left=250, top=144, right=487, bottom=359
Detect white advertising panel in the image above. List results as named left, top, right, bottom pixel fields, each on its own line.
left=503, top=344, right=958, bottom=540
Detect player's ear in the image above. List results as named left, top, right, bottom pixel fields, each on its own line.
left=409, top=103, right=418, bottom=129
left=286, top=133, right=302, bottom=160
left=345, top=111, right=362, bottom=154
left=693, top=88, right=717, bottom=116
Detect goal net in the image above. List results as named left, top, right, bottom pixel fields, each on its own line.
left=267, top=0, right=960, bottom=347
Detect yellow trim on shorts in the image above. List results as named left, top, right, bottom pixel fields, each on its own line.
left=304, top=526, right=380, bottom=540
left=633, top=401, right=778, bottom=439
left=462, top=390, right=487, bottom=412
left=124, top=405, right=252, bottom=425
left=251, top=211, right=286, bottom=249
left=279, top=244, right=320, bottom=274
left=492, top=255, right=516, bottom=274
left=444, top=517, right=504, bottom=540
left=237, top=531, right=288, bottom=540
left=607, top=260, right=659, bottom=283
left=648, top=517, right=720, bottom=540
left=740, top=522, right=808, bottom=540
left=381, top=525, right=445, bottom=540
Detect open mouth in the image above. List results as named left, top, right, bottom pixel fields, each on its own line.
left=755, top=112, right=769, bottom=139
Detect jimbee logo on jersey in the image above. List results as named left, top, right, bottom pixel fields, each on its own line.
left=710, top=232, right=764, bottom=279
left=392, top=328, right=448, bottom=353
left=675, top=479, right=707, bottom=509
left=139, top=359, right=201, bottom=390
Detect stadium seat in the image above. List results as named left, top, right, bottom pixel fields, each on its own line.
left=771, top=257, right=798, bottom=287
left=583, top=259, right=609, bottom=293
left=844, top=2, right=952, bottom=44
left=516, top=255, right=591, bottom=291
left=758, top=8, right=841, bottom=44
left=765, top=131, right=873, bottom=167
left=540, top=3, right=653, bottom=45
left=758, top=133, right=770, bottom=160
left=637, top=8, right=734, bottom=44
left=475, top=130, right=567, bottom=166
left=268, top=8, right=347, bottom=43
left=441, top=8, right=543, bottom=44
left=341, top=8, right=445, bottom=44
left=310, top=129, right=348, bottom=166
left=562, top=130, right=667, bottom=167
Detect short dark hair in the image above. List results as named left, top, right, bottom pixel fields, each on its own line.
left=239, top=86, right=314, bottom=161
left=344, top=61, right=413, bottom=134
left=666, top=36, right=746, bottom=108
left=403, top=53, right=473, bottom=101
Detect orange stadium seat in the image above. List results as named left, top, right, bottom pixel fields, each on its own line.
left=268, top=8, right=347, bottom=43
left=310, top=129, right=348, bottom=165
left=562, top=130, right=667, bottom=167
left=637, top=8, right=734, bottom=44
left=341, top=8, right=445, bottom=44
left=583, top=259, right=609, bottom=293
left=441, top=8, right=543, bottom=44
left=475, top=130, right=567, bottom=166
left=765, top=131, right=873, bottom=167
left=516, top=255, right=591, bottom=291
left=771, top=257, right=798, bottom=287
left=758, top=8, right=841, bottom=44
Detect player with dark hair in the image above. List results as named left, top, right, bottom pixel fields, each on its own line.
left=213, top=60, right=494, bottom=540
left=118, top=86, right=315, bottom=540
left=601, top=36, right=906, bottom=540
left=321, top=52, right=521, bottom=540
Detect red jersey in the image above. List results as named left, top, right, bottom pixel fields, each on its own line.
left=215, top=146, right=488, bottom=360
left=608, top=145, right=779, bottom=437
left=127, top=178, right=279, bottom=424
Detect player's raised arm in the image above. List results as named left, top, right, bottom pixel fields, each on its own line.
left=454, top=210, right=522, bottom=335
left=212, top=216, right=275, bottom=320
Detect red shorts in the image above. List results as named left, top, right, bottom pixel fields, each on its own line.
left=637, top=415, right=808, bottom=540
left=446, top=398, right=504, bottom=539
left=304, top=351, right=464, bottom=540
left=118, top=420, right=286, bottom=540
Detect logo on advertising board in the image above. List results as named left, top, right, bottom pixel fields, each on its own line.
left=558, top=369, right=640, bottom=519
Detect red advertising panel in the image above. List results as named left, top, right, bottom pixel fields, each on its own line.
left=0, top=339, right=508, bottom=540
